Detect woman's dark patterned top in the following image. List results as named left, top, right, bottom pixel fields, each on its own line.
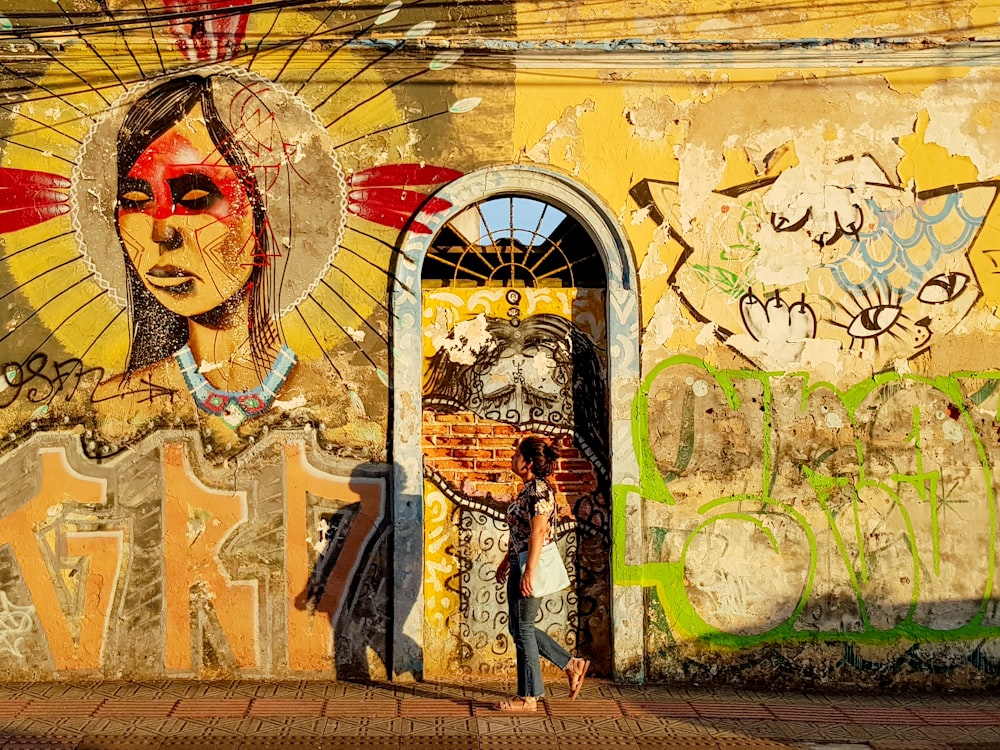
left=506, top=477, right=556, bottom=559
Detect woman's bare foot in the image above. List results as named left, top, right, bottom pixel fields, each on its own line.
left=566, top=657, right=590, bottom=699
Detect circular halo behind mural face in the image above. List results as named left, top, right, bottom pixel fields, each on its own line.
left=70, top=66, right=347, bottom=318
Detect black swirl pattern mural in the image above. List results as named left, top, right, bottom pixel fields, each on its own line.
left=422, top=306, right=611, bottom=676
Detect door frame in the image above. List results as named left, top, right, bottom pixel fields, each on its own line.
left=389, top=165, right=643, bottom=682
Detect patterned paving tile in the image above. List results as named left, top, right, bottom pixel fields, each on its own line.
left=171, top=700, right=252, bottom=719
left=620, top=702, right=700, bottom=719
left=913, top=727, right=1000, bottom=743
left=108, top=718, right=184, bottom=737
left=237, top=741, right=337, bottom=750
left=0, top=678, right=996, bottom=747
left=2, top=719, right=81, bottom=737
left=17, top=690, right=85, bottom=705
left=794, top=725, right=880, bottom=742
left=330, top=742, right=399, bottom=750
left=475, top=717, right=558, bottom=735
left=555, top=739, right=639, bottom=749
left=619, top=718, right=692, bottom=737
left=46, top=720, right=141, bottom=736
left=274, top=716, right=333, bottom=736
left=247, top=698, right=324, bottom=717
left=633, top=740, right=723, bottom=750
left=398, top=699, right=471, bottom=718
left=95, top=684, right=163, bottom=701
left=159, top=740, right=246, bottom=749
left=546, top=718, right=639, bottom=736
left=170, top=684, right=253, bottom=700
left=320, top=684, right=379, bottom=699
left=402, top=718, right=480, bottom=736
left=131, top=718, right=223, bottom=738
left=324, top=699, right=398, bottom=718
left=589, top=717, right=646, bottom=735
left=759, top=721, right=868, bottom=742
left=691, top=702, right=773, bottom=720
left=65, top=686, right=125, bottom=701
left=839, top=708, right=926, bottom=725
left=95, top=700, right=176, bottom=719
left=0, top=722, right=57, bottom=738
left=278, top=683, right=343, bottom=701
left=159, top=718, right=242, bottom=737
left=912, top=709, right=1000, bottom=725
left=545, top=699, right=623, bottom=718
left=397, top=739, right=478, bottom=750
left=478, top=739, right=562, bottom=750
left=73, top=739, right=162, bottom=750
left=323, top=718, right=389, bottom=737
left=432, top=684, right=508, bottom=700
left=469, top=701, right=525, bottom=718
left=20, top=702, right=102, bottom=719
left=766, top=705, right=847, bottom=722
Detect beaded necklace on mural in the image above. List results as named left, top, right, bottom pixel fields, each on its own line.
left=174, top=344, right=298, bottom=428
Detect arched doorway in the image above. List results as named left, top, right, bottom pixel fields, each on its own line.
left=391, top=166, right=641, bottom=681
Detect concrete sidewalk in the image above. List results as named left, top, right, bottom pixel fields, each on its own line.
left=0, top=678, right=996, bottom=749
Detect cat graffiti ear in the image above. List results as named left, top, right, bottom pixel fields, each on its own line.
left=628, top=179, right=681, bottom=231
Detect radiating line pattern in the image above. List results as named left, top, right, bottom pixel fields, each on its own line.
left=0, top=0, right=480, bottom=440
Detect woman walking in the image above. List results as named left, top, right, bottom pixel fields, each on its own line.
left=493, top=436, right=590, bottom=712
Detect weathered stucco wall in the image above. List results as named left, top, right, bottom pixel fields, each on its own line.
left=3, top=0, right=1000, bottom=688
left=509, top=53, right=1000, bottom=687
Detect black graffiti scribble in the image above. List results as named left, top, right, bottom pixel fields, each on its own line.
left=0, top=354, right=179, bottom=410
left=0, top=355, right=105, bottom=408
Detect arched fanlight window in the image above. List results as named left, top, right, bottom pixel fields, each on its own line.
left=422, top=195, right=607, bottom=288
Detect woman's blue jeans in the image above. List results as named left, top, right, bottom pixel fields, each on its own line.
left=507, top=557, right=571, bottom=698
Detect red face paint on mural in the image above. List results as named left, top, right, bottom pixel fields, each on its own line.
left=115, top=104, right=257, bottom=318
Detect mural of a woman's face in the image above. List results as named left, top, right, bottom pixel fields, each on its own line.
left=116, top=103, right=256, bottom=318
left=479, top=337, right=571, bottom=428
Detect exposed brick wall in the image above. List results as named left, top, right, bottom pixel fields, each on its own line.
left=422, top=411, right=598, bottom=512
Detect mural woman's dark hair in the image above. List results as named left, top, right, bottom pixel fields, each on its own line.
left=116, top=74, right=277, bottom=375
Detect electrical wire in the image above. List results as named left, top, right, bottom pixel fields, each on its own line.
left=1, top=0, right=997, bottom=46
left=0, top=0, right=997, bottom=104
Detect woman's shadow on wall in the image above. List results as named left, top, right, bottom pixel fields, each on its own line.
left=292, top=464, right=418, bottom=682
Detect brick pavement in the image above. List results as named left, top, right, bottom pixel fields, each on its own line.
left=0, top=679, right=995, bottom=749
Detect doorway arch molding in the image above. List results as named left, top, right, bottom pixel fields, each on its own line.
left=390, top=165, right=643, bottom=682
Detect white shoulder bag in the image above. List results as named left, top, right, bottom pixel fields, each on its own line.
left=518, top=543, right=570, bottom=598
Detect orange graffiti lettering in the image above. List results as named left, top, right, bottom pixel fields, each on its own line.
left=7, top=448, right=115, bottom=671
left=163, top=442, right=258, bottom=671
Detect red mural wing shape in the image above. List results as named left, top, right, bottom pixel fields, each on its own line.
left=0, top=168, right=70, bottom=233
left=349, top=165, right=463, bottom=188
left=346, top=164, right=462, bottom=235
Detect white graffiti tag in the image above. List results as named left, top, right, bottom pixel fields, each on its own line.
left=0, top=591, right=35, bottom=659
